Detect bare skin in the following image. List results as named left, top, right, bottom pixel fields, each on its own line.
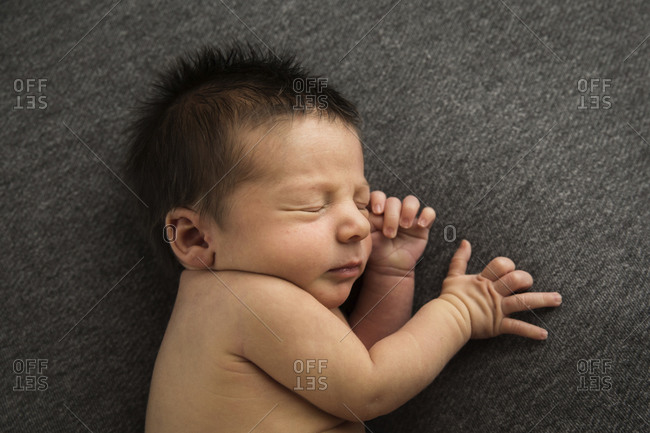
left=145, top=116, right=562, bottom=432
left=145, top=271, right=365, bottom=432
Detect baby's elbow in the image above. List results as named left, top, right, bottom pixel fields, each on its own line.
left=340, top=399, right=390, bottom=422
left=325, top=385, right=395, bottom=422
left=312, top=358, right=400, bottom=421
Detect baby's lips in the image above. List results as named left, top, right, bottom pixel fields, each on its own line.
left=329, top=259, right=363, bottom=271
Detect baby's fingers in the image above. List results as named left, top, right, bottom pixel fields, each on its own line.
left=479, top=257, right=515, bottom=282
left=502, top=292, right=562, bottom=315
left=447, top=239, right=471, bottom=276
left=416, top=206, right=436, bottom=228
left=382, top=196, right=402, bottom=237
left=399, top=195, right=420, bottom=228
left=369, top=190, right=387, bottom=214
left=493, top=270, right=533, bottom=296
left=500, top=318, right=550, bottom=340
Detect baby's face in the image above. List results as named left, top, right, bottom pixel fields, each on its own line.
left=209, top=116, right=372, bottom=308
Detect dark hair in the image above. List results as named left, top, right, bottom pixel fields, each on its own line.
left=124, top=42, right=362, bottom=272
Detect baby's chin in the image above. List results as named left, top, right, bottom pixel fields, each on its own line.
left=309, top=280, right=355, bottom=310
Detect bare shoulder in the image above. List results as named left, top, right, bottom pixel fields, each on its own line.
left=173, top=270, right=352, bottom=359
left=174, top=270, right=323, bottom=337
left=178, top=269, right=313, bottom=308
left=179, top=269, right=327, bottom=311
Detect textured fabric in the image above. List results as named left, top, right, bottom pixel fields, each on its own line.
left=2, top=0, right=648, bottom=431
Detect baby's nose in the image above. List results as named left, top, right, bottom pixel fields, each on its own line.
left=337, top=206, right=370, bottom=243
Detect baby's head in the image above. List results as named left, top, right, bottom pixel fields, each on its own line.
left=125, top=43, right=372, bottom=307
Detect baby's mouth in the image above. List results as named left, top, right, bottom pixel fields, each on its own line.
left=327, top=260, right=363, bottom=278
left=329, top=259, right=362, bottom=270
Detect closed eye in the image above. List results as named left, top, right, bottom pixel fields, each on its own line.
left=300, top=206, right=325, bottom=213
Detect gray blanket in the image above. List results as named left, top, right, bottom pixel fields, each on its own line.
left=3, top=1, right=648, bottom=431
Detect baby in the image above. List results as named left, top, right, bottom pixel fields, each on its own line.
left=125, top=43, right=562, bottom=432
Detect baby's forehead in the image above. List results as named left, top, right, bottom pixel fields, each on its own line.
left=237, top=115, right=364, bottom=175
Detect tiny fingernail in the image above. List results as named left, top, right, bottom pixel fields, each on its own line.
left=554, top=294, right=562, bottom=304
left=417, top=218, right=427, bottom=227
left=373, top=204, right=381, bottom=213
left=541, top=329, right=548, bottom=339
left=401, top=218, right=411, bottom=228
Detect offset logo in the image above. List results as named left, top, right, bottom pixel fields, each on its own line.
left=293, top=78, right=328, bottom=110
left=577, top=358, right=612, bottom=392
left=577, top=78, right=612, bottom=110
left=14, top=78, right=48, bottom=110
left=13, top=359, right=48, bottom=391
left=293, top=359, right=328, bottom=391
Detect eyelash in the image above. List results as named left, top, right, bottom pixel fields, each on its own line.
left=302, top=203, right=369, bottom=213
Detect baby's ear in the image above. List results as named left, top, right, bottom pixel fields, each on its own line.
left=164, top=207, right=215, bottom=270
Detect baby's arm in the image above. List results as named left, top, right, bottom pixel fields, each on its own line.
left=234, top=242, right=561, bottom=421
left=350, top=193, right=435, bottom=348
left=237, top=273, right=466, bottom=421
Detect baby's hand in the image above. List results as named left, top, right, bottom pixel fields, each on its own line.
left=366, top=192, right=436, bottom=273
left=440, top=240, right=562, bottom=340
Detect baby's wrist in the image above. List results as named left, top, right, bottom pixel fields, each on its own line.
left=436, top=294, right=472, bottom=342
left=360, top=266, right=415, bottom=298
left=364, top=262, right=416, bottom=278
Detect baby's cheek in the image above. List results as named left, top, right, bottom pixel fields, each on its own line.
left=362, top=236, right=373, bottom=261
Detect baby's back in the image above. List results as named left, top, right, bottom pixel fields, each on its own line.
left=145, top=270, right=363, bottom=433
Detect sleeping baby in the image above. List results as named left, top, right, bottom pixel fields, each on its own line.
left=125, top=43, right=561, bottom=432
